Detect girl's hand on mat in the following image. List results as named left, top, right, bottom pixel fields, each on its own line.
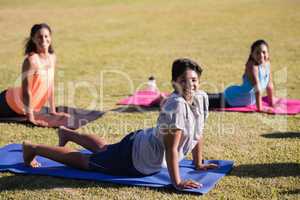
left=261, top=107, right=274, bottom=114
left=196, top=163, right=219, bottom=171
left=272, top=102, right=281, bottom=110
left=51, top=112, right=71, bottom=118
left=30, top=119, right=48, bottom=127
left=27, top=114, right=48, bottom=126
left=56, top=112, right=71, bottom=118
left=176, top=179, right=202, bottom=189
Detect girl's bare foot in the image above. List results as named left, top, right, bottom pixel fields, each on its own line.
left=57, top=126, right=71, bottom=146
left=22, top=141, right=41, bottom=168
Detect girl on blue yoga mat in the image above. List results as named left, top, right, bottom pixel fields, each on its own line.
left=0, top=23, right=69, bottom=126
left=208, top=39, right=275, bottom=112
left=23, top=58, right=218, bottom=190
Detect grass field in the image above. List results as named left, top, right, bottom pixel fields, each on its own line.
left=0, top=0, right=299, bottom=199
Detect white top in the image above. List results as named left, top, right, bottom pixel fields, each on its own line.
left=132, top=90, right=209, bottom=175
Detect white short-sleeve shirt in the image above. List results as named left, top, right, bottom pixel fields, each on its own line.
left=132, top=90, right=209, bottom=175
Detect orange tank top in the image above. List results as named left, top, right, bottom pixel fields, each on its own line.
left=5, top=55, right=54, bottom=115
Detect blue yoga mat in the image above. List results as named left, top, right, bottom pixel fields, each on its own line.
left=0, top=144, right=233, bottom=194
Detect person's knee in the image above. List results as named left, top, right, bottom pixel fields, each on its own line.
left=97, top=144, right=108, bottom=152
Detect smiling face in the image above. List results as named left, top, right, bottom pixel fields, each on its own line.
left=32, top=28, right=52, bottom=53
left=173, top=69, right=199, bottom=102
left=251, top=44, right=269, bottom=65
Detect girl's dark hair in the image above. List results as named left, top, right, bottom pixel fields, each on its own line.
left=250, top=39, right=269, bottom=53
left=172, top=58, right=202, bottom=81
left=24, top=23, right=54, bottom=55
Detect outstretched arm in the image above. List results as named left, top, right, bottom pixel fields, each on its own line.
left=48, top=55, right=70, bottom=117
left=164, top=129, right=201, bottom=190
left=192, top=135, right=218, bottom=170
left=248, top=64, right=263, bottom=111
left=22, top=57, right=47, bottom=126
left=49, top=78, right=56, bottom=113
left=266, top=64, right=275, bottom=107
left=22, top=59, right=34, bottom=120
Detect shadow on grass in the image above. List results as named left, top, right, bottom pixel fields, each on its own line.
left=231, top=162, right=300, bottom=178
left=261, top=132, right=300, bottom=139
left=0, top=174, right=122, bottom=191
left=279, top=189, right=300, bottom=195
left=0, top=174, right=199, bottom=196
left=0, top=121, right=36, bottom=128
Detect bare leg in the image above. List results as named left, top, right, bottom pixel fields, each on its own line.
left=58, top=126, right=107, bottom=153
left=23, top=141, right=89, bottom=170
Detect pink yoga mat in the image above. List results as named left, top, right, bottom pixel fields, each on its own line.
left=217, top=96, right=300, bottom=115
left=117, top=90, right=168, bottom=107
left=118, top=91, right=300, bottom=115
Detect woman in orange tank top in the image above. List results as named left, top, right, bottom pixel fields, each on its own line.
left=0, top=23, right=69, bottom=126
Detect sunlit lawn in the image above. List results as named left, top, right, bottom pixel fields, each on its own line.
left=0, top=0, right=299, bottom=199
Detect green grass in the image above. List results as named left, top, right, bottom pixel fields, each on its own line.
left=0, top=0, right=299, bottom=199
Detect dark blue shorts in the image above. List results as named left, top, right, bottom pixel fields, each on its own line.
left=89, top=131, right=145, bottom=177
left=0, top=90, right=21, bottom=118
